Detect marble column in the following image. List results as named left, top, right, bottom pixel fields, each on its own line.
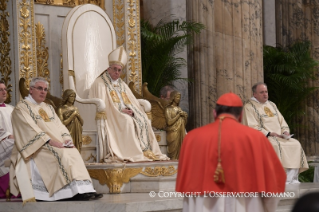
left=276, top=0, right=319, bottom=155
left=263, top=0, right=276, bottom=46
left=187, top=0, right=263, bottom=129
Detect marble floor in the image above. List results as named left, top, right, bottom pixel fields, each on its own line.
left=1, top=183, right=319, bottom=212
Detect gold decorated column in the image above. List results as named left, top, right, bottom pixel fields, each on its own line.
left=17, top=0, right=37, bottom=88
left=113, top=0, right=143, bottom=94
left=276, top=0, right=319, bottom=155
left=187, top=0, right=263, bottom=129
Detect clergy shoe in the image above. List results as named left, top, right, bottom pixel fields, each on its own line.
left=89, top=192, right=103, bottom=200
left=72, top=193, right=94, bottom=201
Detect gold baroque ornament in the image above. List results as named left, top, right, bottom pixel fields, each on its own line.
left=140, top=166, right=178, bottom=177
left=85, top=153, right=96, bottom=162
left=35, top=22, right=50, bottom=84
left=95, top=111, right=107, bottom=120
left=82, top=135, right=92, bottom=145
left=113, top=0, right=125, bottom=46
left=88, top=168, right=142, bottom=193
left=127, top=0, right=142, bottom=93
left=34, top=0, right=105, bottom=10
left=155, top=134, right=161, bottom=142
left=0, top=0, right=12, bottom=103
left=19, top=0, right=36, bottom=88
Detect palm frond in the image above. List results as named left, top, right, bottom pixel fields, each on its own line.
left=263, top=41, right=319, bottom=131
left=141, top=19, right=205, bottom=95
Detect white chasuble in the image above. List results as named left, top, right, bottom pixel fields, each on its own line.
left=243, top=99, right=308, bottom=172
left=10, top=98, right=93, bottom=200
left=89, top=72, right=168, bottom=162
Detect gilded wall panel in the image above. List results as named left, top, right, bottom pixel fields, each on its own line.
left=34, top=0, right=105, bottom=10
left=18, top=0, right=37, bottom=88
left=113, top=0, right=125, bottom=46
left=0, top=0, right=12, bottom=103
left=35, top=21, right=50, bottom=84
left=126, top=0, right=142, bottom=93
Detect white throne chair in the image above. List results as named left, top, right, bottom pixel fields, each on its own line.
left=62, top=4, right=152, bottom=163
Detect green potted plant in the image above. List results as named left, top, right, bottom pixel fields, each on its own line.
left=263, top=41, right=319, bottom=131
left=140, top=19, right=204, bottom=96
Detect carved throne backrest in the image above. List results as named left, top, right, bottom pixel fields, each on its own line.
left=62, top=4, right=116, bottom=98
left=61, top=4, right=116, bottom=162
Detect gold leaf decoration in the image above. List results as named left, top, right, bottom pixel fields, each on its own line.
left=155, top=134, right=161, bottom=142
left=140, top=166, right=178, bottom=177
left=113, top=0, right=125, bottom=46
left=88, top=167, right=142, bottom=193
left=82, top=135, right=92, bottom=145
left=19, top=0, right=34, bottom=88
left=34, top=0, right=105, bottom=9
left=35, top=22, right=50, bottom=85
left=127, top=0, right=142, bottom=93
left=85, top=153, right=96, bottom=162
left=0, top=0, right=12, bottom=103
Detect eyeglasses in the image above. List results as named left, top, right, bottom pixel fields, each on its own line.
left=0, top=88, right=7, bottom=92
left=110, top=67, right=122, bottom=73
left=32, top=86, right=48, bottom=92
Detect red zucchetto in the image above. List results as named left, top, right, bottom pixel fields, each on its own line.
left=216, top=92, right=243, bottom=107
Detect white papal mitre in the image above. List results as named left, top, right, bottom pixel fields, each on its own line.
left=108, top=46, right=128, bottom=68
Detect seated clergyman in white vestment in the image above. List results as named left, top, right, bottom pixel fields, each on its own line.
left=0, top=81, right=16, bottom=198
left=89, top=46, right=169, bottom=162
left=10, top=77, right=102, bottom=203
left=242, top=82, right=309, bottom=184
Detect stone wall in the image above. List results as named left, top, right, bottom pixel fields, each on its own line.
left=276, top=0, right=319, bottom=155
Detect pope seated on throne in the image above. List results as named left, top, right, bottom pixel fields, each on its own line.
left=89, top=46, right=169, bottom=162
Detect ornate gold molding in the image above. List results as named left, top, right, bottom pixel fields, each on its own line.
left=88, top=168, right=142, bottom=194
left=113, top=0, right=125, bottom=46
left=34, top=0, right=105, bottom=10
left=35, top=22, right=50, bottom=84
left=0, top=0, right=12, bottom=103
left=140, top=166, right=177, bottom=177
left=19, top=0, right=36, bottom=88
left=127, top=0, right=142, bottom=93
left=85, top=153, right=96, bottom=162
left=82, top=135, right=92, bottom=145
left=155, top=134, right=161, bottom=142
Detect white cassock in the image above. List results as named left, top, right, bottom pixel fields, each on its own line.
left=0, top=104, right=14, bottom=177
left=183, top=196, right=280, bottom=212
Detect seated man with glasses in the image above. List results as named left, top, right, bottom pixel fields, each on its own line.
left=10, top=77, right=102, bottom=202
left=89, top=46, right=169, bottom=162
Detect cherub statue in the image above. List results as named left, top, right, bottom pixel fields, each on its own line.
left=57, top=89, right=84, bottom=152
left=165, top=91, right=188, bottom=159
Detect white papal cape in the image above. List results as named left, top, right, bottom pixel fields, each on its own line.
left=89, top=72, right=168, bottom=162
left=10, top=95, right=94, bottom=203
left=243, top=98, right=308, bottom=173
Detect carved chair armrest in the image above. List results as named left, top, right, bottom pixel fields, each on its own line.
left=137, top=99, right=151, bottom=113
left=68, top=76, right=106, bottom=112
